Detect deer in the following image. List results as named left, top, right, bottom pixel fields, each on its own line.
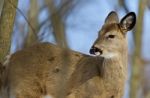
left=0, top=11, right=136, bottom=98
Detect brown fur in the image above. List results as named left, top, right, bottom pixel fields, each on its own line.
left=1, top=43, right=126, bottom=98
left=0, top=12, right=136, bottom=98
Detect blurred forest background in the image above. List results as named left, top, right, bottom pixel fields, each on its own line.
left=0, top=0, right=150, bottom=98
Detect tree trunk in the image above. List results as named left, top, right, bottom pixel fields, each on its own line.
left=25, top=0, right=39, bottom=47
left=129, top=0, right=146, bottom=98
left=0, top=0, right=18, bottom=62
left=45, top=0, right=68, bottom=48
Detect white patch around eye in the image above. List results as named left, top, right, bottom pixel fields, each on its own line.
left=105, top=32, right=117, bottom=39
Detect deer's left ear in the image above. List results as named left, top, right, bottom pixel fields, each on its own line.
left=105, top=11, right=119, bottom=24
left=120, top=12, right=136, bottom=32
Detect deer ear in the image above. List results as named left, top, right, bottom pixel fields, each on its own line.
left=105, top=11, right=119, bottom=24
left=120, top=12, right=136, bottom=32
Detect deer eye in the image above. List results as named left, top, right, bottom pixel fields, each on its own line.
left=107, top=35, right=115, bottom=39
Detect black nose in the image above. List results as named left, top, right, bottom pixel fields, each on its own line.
left=89, top=46, right=103, bottom=55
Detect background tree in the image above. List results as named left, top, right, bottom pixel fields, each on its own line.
left=0, top=0, right=18, bottom=62
left=129, top=0, right=147, bottom=98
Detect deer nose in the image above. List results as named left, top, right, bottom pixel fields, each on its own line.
left=89, top=46, right=103, bottom=55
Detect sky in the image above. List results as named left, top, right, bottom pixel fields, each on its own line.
left=13, top=0, right=150, bottom=60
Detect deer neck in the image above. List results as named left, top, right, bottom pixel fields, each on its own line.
left=101, top=42, right=128, bottom=79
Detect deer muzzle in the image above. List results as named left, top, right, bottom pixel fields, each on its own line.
left=89, top=46, right=103, bottom=56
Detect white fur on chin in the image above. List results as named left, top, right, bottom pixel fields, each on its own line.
left=100, top=53, right=118, bottom=59
left=42, top=95, right=53, bottom=98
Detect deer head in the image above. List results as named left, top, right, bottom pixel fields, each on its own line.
left=90, top=11, right=136, bottom=59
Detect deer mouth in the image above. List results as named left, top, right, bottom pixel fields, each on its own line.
left=89, top=46, right=103, bottom=56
